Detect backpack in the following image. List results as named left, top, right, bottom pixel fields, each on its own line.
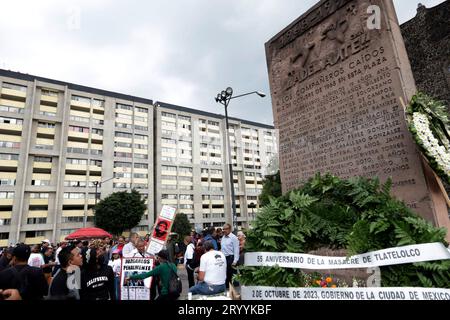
left=168, top=264, right=182, bottom=297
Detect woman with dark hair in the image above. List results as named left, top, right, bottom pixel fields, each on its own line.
left=80, top=247, right=115, bottom=300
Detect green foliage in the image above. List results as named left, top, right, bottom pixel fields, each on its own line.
left=259, top=171, right=282, bottom=207
left=94, top=189, right=146, bottom=236
left=240, top=173, right=450, bottom=288
left=172, top=213, right=192, bottom=239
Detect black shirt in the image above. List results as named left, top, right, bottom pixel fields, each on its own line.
left=0, top=255, right=11, bottom=272
left=0, top=264, right=48, bottom=300
left=42, top=255, right=54, bottom=274
left=49, top=268, right=80, bottom=300
left=80, top=265, right=115, bottom=300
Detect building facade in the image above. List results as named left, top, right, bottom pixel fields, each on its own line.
left=0, top=69, right=277, bottom=246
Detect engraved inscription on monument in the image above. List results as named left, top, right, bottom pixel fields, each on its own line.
left=265, top=0, right=448, bottom=226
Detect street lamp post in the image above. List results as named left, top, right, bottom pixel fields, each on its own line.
left=215, top=87, right=265, bottom=233
left=90, top=176, right=116, bottom=227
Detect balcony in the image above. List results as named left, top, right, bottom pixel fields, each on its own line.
left=71, top=99, right=91, bottom=110
left=0, top=198, right=14, bottom=206
left=27, top=210, right=48, bottom=218
left=0, top=240, right=8, bottom=247
left=65, top=163, right=87, bottom=172
left=63, top=198, right=85, bottom=205
left=41, top=94, right=58, bottom=104
left=0, top=159, right=18, bottom=168
left=37, top=127, right=55, bottom=136
left=89, top=165, right=102, bottom=172
left=162, top=199, right=177, bottom=205
left=29, top=198, right=49, bottom=205
left=62, top=209, right=85, bottom=217
left=0, top=122, right=22, bottom=134
left=1, top=88, right=26, bottom=99
left=25, top=237, right=45, bottom=245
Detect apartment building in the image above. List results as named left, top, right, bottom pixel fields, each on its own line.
left=0, top=69, right=277, bottom=246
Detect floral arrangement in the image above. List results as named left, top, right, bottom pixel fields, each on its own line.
left=406, top=92, right=450, bottom=184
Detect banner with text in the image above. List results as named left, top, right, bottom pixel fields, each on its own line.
left=146, top=205, right=177, bottom=255
left=241, top=286, right=450, bottom=300
left=120, top=257, right=154, bottom=300
left=245, top=242, right=450, bottom=269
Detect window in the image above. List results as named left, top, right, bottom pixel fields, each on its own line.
left=135, top=134, right=147, bottom=140
left=69, top=115, right=89, bottom=123
left=161, top=175, right=177, bottom=181
left=178, top=115, right=191, bottom=121
left=134, top=173, right=148, bottom=179
left=179, top=204, right=193, bottom=209
left=91, top=128, right=103, bottom=136
left=0, top=219, right=11, bottom=226
left=161, top=156, right=176, bottom=163
left=92, top=119, right=104, bottom=126
left=115, top=123, right=132, bottom=129
left=134, top=154, right=148, bottom=159
left=179, top=194, right=193, bottom=200
left=134, top=116, right=146, bottom=122
left=90, top=160, right=102, bottom=166
left=179, top=167, right=192, bottom=174
left=25, top=231, right=46, bottom=238
left=115, top=141, right=132, bottom=148
left=66, top=158, right=87, bottom=165
left=135, top=125, right=148, bottom=131
left=134, top=143, right=147, bottom=150
left=0, top=153, right=19, bottom=160
left=134, top=163, right=148, bottom=169
left=3, top=82, right=26, bottom=92
left=115, top=172, right=132, bottom=178
left=69, top=125, right=89, bottom=133
left=161, top=112, right=176, bottom=118
left=116, top=113, right=132, bottom=120
left=64, top=181, right=86, bottom=187
left=114, top=183, right=132, bottom=188
left=199, top=119, right=206, bottom=124
left=38, top=122, right=56, bottom=128
left=162, top=194, right=177, bottom=201
left=63, top=193, right=84, bottom=199
left=135, top=106, right=148, bottom=114
left=92, top=99, right=104, bottom=108
left=67, top=147, right=89, bottom=154
left=0, top=105, right=24, bottom=114
left=114, top=161, right=132, bottom=168
left=41, top=89, right=58, bottom=97
left=31, top=180, right=49, bottom=186
left=114, top=152, right=132, bottom=158
left=208, top=120, right=219, bottom=126
left=179, top=185, right=193, bottom=190
left=30, top=193, right=49, bottom=199
left=0, top=232, right=9, bottom=239
left=115, top=132, right=132, bottom=139
left=178, top=176, right=192, bottom=182
left=116, top=103, right=132, bottom=111
left=161, top=120, right=175, bottom=127
left=161, top=138, right=176, bottom=145
left=60, top=229, right=76, bottom=236
left=72, top=95, right=91, bottom=104
left=27, top=218, right=47, bottom=224
left=0, top=117, right=23, bottom=125
left=61, top=217, right=84, bottom=223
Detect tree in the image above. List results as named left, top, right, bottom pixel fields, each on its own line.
left=172, top=213, right=192, bottom=239
left=259, top=170, right=282, bottom=206
left=94, top=189, right=146, bottom=236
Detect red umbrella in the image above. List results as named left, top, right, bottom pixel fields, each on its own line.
left=65, top=227, right=112, bottom=240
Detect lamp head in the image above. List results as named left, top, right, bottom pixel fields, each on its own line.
left=226, top=87, right=233, bottom=96
left=256, top=91, right=266, bottom=97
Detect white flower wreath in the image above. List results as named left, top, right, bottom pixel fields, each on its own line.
left=407, top=93, right=450, bottom=184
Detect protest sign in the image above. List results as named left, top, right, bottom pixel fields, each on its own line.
left=146, top=205, right=177, bottom=255
left=120, top=257, right=154, bottom=300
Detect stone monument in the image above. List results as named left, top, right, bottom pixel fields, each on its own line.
left=265, top=0, right=450, bottom=238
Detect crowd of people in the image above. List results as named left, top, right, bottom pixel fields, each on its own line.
left=0, top=223, right=246, bottom=301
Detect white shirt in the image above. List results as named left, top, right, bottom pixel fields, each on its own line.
left=28, top=253, right=45, bottom=268
left=199, top=250, right=227, bottom=286
left=122, top=242, right=136, bottom=258
left=108, top=259, right=122, bottom=276
left=55, top=247, right=63, bottom=265
left=183, top=243, right=195, bottom=267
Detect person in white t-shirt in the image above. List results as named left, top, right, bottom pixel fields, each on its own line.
left=122, top=233, right=139, bottom=258
left=28, top=244, right=45, bottom=268
left=188, top=240, right=226, bottom=295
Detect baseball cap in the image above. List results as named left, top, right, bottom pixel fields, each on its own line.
left=12, top=244, right=31, bottom=261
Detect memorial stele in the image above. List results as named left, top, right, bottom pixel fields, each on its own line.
left=265, top=0, right=450, bottom=239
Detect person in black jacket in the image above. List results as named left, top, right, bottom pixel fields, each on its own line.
left=0, top=247, right=13, bottom=272
left=48, top=245, right=83, bottom=300
left=0, top=244, right=48, bottom=300
left=80, top=247, right=115, bottom=300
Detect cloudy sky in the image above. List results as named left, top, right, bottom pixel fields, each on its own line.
left=0, top=0, right=445, bottom=125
